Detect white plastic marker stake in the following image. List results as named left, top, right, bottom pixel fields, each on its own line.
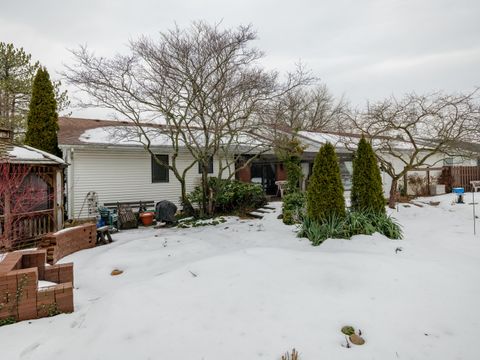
left=473, top=190, right=476, bottom=235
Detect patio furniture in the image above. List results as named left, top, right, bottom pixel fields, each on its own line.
left=470, top=181, right=480, bottom=192
left=156, top=200, right=178, bottom=224
left=96, top=225, right=113, bottom=244
left=275, top=180, right=287, bottom=198
left=103, top=200, right=155, bottom=229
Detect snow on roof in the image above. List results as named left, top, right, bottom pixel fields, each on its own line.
left=298, top=131, right=344, bottom=145
left=79, top=126, right=172, bottom=147
left=79, top=126, right=266, bottom=151
left=298, top=130, right=414, bottom=152
left=9, top=146, right=44, bottom=160
left=7, top=145, right=66, bottom=165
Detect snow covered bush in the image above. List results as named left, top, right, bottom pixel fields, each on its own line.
left=188, top=178, right=266, bottom=216
left=282, top=192, right=305, bottom=225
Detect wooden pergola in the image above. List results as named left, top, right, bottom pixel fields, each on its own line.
left=0, top=129, right=67, bottom=250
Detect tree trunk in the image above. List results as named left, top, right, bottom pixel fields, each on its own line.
left=388, top=178, right=399, bottom=209
left=201, top=166, right=209, bottom=216
left=179, top=180, right=194, bottom=215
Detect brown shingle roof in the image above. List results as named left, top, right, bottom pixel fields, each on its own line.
left=58, top=117, right=134, bottom=146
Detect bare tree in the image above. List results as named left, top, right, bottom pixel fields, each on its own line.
left=64, top=22, right=310, bottom=215
left=268, top=84, right=348, bottom=133
left=349, top=90, right=480, bottom=208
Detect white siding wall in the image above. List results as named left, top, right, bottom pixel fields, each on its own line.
left=67, top=147, right=227, bottom=219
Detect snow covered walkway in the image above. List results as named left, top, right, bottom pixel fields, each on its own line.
left=1, top=195, right=480, bottom=360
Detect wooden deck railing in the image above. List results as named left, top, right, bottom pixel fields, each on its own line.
left=0, top=209, right=55, bottom=249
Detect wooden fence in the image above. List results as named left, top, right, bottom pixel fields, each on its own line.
left=440, top=166, right=480, bottom=192
left=0, top=209, right=55, bottom=250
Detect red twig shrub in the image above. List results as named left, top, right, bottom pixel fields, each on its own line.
left=0, top=162, right=54, bottom=250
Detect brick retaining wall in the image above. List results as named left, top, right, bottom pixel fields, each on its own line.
left=0, top=250, right=74, bottom=322
left=38, top=223, right=96, bottom=264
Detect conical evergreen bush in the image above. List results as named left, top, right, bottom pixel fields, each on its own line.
left=25, top=67, right=61, bottom=157
left=350, top=137, right=386, bottom=213
left=307, top=143, right=346, bottom=221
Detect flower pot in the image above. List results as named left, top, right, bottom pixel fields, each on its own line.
left=139, top=212, right=154, bottom=226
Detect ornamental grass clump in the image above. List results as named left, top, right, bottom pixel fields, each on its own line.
left=299, top=210, right=402, bottom=246
left=298, top=215, right=347, bottom=246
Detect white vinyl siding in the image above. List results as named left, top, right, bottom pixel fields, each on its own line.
left=66, top=147, right=223, bottom=219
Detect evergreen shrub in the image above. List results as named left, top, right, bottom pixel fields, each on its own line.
left=188, top=177, right=266, bottom=215
left=350, top=137, right=385, bottom=213
left=306, top=143, right=346, bottom=221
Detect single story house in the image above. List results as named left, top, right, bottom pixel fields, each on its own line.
left=58, top=117, right=238, bottom=219
left=58, top=117, right=478, bottom=219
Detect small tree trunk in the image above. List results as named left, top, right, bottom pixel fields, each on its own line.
left=201, top=166, right=209, bottom=216
left=388, top=178, right=399, bottom=209
left=180, top=180, right=194, bottom=215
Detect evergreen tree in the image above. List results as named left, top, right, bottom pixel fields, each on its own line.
left=25, top=67, right=61, bottom=156
left=0, top=42, right=39, bottom=135
left=0, top=43, right=69, bottom=140
left=351, top=137, right=386, bottom=213
left=307, top=143, right=346, bottom=221
left=277, top=136, right=304, bottom=193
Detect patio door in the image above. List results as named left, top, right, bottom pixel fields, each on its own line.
left=250, top=163, right=277, bottom=195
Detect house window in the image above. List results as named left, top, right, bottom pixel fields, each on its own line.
left=151, top=154, right=169, bottom=183
left=198, top=156, right=214, bottom=174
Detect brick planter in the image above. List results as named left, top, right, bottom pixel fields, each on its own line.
left=0, top=250, right=74, bottom=322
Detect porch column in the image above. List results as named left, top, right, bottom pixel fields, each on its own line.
left=55, top=169, right=64, bottom=231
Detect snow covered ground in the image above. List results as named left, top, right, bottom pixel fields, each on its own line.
left=2, top=194, right=480, bottom=360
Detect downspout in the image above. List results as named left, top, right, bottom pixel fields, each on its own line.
left=65, top=147, right=75, bottom=219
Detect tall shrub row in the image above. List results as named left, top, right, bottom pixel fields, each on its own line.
left=298, top=141, right=401, bottom=245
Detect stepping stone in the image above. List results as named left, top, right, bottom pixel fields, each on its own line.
left=262, top=206, right=275, bottom=210
left=253, top=209, right=269, bottom=213
left=247, top=212, right=264, bottom=219
left=349, top=334, right=365, bottom=345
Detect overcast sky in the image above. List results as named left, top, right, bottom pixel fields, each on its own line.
left=1, top=0, right=479, bottom=118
